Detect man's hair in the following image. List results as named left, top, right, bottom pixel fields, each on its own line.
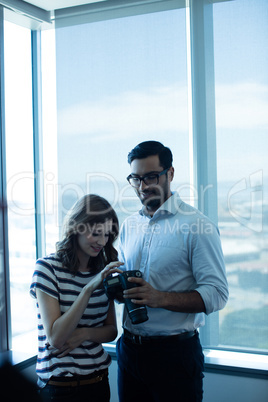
left=128, top=141, right=173, bottom=169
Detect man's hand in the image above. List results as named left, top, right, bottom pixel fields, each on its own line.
left=123, top=277, right=206, bottom=313
left=123, top=277, right=163, bottom=308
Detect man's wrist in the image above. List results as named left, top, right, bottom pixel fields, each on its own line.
left=157, top=290, right=169, bottom=309
left=156, top=290, right=206, bottom=313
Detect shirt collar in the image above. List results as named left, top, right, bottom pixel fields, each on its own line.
left=139, top=192, right=182, bottom=220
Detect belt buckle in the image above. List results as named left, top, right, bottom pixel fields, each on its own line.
left=132, top=334, right=142, bottom=344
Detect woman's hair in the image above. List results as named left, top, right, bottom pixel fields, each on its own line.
left=127, top=141, right=173, bottom=169
left=56, top=194, right=119, bottom=274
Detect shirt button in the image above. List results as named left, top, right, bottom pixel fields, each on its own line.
left=145, top=242, right=149, bottom=247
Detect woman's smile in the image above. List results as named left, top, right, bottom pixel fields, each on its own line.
left=90, top=244, right=103, bottom=253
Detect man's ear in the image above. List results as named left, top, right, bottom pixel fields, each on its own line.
left=168, top=167, right=175, bottom=182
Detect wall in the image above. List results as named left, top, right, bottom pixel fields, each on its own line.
left=20, top=358, right=268, bottom=402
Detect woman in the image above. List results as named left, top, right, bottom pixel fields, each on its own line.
left=30, top=194, right=123, bottom=402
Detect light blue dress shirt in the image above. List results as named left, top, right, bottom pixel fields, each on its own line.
left=118, top=192, right=229, bottom=336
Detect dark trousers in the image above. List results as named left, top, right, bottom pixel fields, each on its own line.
left=38, top=374, right=110, bottom=402
left=116, top=332, right=204, bottom=402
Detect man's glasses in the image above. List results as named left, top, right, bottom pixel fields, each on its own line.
left=127, top=168, right=170, bottom=188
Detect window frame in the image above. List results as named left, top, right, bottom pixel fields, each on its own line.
left=0, top=5, right=11, bottom=354
left=32, top=29, right=46, bottom=260
left=0, top=0, right=267, bottom=378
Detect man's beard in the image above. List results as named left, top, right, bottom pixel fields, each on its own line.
left=143, top=196, right=162, bottom=211
left=139, top=182, right=169, bottom=212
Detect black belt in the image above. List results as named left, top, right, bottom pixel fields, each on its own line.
left=123, top=329, right=197, bottom=345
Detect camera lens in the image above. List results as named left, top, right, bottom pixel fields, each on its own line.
left=128, top=306, right=148, bottom=325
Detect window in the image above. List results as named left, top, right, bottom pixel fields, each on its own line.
left=55, top=9, right=189, bottom=217
left=0, top=0, right=267, bottom=366
left=55, top=8, right=189, bottom=340
left=213, top=0, right=268, bottom=352
left=4, top=21, right=37, bottom=353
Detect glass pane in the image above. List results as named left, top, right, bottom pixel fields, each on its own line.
left=55, top=9, right=189, bottom=341
left=213, top=0, right=268, bottom=352
left=4, top=21, right=37, bottom=353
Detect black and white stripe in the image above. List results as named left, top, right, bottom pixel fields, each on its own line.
left=30, top=254, right=111, bottom=387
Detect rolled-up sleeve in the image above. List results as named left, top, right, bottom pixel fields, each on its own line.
left=190, top=223, right=229, bottom=315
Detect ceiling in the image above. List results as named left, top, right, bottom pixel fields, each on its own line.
left=3, top=0, right=184, bottom=29
left=4, top=0, right=173, bottom=30
left=22, top=0, right=107, bottom=12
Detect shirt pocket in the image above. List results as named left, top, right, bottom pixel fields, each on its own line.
left=149, top=237, right=187, bottom=274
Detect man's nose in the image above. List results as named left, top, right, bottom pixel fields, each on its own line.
left=139, top=179, right=148, bottom=191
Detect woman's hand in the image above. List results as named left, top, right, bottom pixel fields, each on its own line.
left=51, top=328, right=87, bottom=357
left=84, top=261, right=124, bottom=294
left=36, top=262, right=123, bottom=351
left=50, top=300, right=118, bottom=357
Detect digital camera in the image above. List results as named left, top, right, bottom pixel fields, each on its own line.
left=103, top=270, right=148, bottom=325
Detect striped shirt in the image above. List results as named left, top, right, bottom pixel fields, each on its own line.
left=30, top=254, right=112, bottom=387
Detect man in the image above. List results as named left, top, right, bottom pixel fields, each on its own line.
left=116, top=141, right=228, bottom=402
